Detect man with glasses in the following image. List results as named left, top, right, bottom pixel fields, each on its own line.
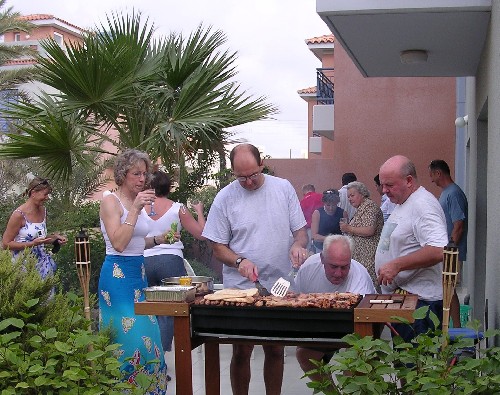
left=202, top=143, right=308, bottom=395
left=294, top=234, right=376, bottom=388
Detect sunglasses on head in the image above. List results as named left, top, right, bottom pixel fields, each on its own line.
left=28, top=179, right=49, bottom=194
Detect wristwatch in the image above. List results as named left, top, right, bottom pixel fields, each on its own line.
left=235, top=257, right=246, bottom=268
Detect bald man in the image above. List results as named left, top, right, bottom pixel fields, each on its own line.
left=375, top=155, right=448, bottom=342
left=202, top=143, right=308, bottom=395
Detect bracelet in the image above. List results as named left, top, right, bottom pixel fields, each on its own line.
left=124, top=221, right=134, bottom=227
left=153, top=236, right=159, bottom=246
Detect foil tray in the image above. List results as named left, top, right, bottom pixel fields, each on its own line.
left=144, top=285, right=196, bottom=302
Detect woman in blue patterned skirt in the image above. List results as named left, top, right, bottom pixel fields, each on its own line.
left=99, top=149, right=173, bottom=394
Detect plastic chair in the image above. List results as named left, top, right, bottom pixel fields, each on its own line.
left=448, top=328, right=484, bottom=359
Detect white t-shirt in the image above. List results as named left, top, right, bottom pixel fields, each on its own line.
left=294, top=254, right=376, bottom=295
left=375, top=186, right=448, bottom=301
left=144, top=201, right=185, bottom=258
left=202, top=175, right=306, bottom=290
left=380, top=194, right=397, bottom=222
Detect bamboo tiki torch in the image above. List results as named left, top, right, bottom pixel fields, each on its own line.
left=442, top=239, right=459, bottom=347
left=75, top=228, right=91, bottom=331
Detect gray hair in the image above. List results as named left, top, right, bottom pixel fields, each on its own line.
left=323, top=234, right=354, bottom=256
left=347, top=181, right=370, bottom=198
left=113, top=149, right=152, bottom=186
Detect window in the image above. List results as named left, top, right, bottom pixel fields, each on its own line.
left=0, top=89, right=20, bottom=133
left=53, top=32, right=63, bottom=47
left=14, top=32, right=21, bottom=41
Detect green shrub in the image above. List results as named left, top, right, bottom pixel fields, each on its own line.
left=0, top=249, right=152, bottom=394
left=305, top=307, right=500, bottom=395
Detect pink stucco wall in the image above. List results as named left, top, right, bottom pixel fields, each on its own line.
left=302, top=39, right=456, bottom=201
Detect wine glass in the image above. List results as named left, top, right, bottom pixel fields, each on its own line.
left=149, top=199, right=157, bottom=216
left=339, top=217, right=348, bottom=235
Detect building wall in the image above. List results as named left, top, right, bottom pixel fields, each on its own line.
left=332, top=42, right=456, bottom=198
left=302, top=38, right=456, bottom=201
left=3, top=25, right=82, bottom=46
left=473, top=0, right=500, bottom=339
left=265, top=158, right=336, bottom=198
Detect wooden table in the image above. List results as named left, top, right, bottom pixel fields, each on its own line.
left=135, top=293, right=418, bottom=395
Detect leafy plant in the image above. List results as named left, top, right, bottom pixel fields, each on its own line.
left=0, top=249, right=150, bottom=394
left=305, top=307, right=500, bottom=395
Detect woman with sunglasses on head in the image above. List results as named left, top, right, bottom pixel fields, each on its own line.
left=311, top=189, right=347, bottom=253
left=2, top=177, right=67, bottom=279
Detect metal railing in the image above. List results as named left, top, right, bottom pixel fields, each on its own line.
left=316, top=68, right=334, bottom=105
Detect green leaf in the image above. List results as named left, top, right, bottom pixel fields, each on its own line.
left=0, top=317, right=24, bottom=330
left=54, top=341, right=74, bottom=353
left=25, top=298, right=40, bottom=308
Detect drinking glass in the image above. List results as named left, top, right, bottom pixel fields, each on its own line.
left=339, top=217, right=348, bottom=235
left=149, top=200, right=157, bottom=216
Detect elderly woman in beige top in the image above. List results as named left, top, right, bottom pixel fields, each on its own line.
left=339, top=181, right=384, bottom=291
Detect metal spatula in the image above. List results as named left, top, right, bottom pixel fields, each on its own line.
left=270, top=277, right=290, bottom=297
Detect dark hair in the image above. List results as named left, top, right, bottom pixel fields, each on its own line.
left=374, top=174, right=380, bottom=186
left=322, top=189, right=340, bottom=204
left=151, top=171, right=171, bottom=197
left=429, top=159, right=451, bottom=175
left=26, top=177, right=52, bottom=197
left=342, top=172, right=357, bottom=185
left=230, top=144, right=262, bottom=168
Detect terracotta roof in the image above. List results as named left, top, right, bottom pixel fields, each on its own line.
left=297, top=86, right=317, bottom=94
left=4, top=58, right=37, bottom=65
left=20, top=14, right=85, bottom=32
left=305, top=35, right=335, bottom=44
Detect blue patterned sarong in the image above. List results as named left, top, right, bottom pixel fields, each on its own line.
left=98, top=254, right=167, bottom=394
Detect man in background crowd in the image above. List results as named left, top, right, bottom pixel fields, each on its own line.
left=339, top=172, right=357, bottom=220
left=429, top=159, right=468, bottom=328
left=300, top=184, right=323, bottom=249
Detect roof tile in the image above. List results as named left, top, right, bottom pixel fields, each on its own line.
left=305, top=34, right=334, bottom=44
left=20, top=14, right=85, bottom=32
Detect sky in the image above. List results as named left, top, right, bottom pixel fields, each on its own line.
left=11, top=0, right=329, bottom=158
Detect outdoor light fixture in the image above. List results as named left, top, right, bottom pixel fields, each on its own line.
left=400, top=49, right=428, bottom=64
left=455, top=115, right=469, bottom=127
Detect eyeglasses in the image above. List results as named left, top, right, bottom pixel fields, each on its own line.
left=234, top=172, right=261, bottom=182
left=320, top=253, right=351, bottom=271
left=28, top=179, right=49, bottom=194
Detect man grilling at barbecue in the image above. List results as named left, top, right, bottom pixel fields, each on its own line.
left=294, top=234, right=376, bottom=387
left=202, top=143, right=309, bottom=395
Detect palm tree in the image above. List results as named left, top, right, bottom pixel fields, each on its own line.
left=0, top=0, right=36, bottom=92
left=0, top=11, right=277, bottom=191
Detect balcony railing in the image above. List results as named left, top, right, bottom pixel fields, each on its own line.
left=316, top=68, right=334, bottom=105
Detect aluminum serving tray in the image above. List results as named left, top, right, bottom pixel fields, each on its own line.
left=144, top=285, right=196, bottom=302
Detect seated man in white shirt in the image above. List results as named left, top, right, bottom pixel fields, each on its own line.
left=294, top=234, right=376, bottom=388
